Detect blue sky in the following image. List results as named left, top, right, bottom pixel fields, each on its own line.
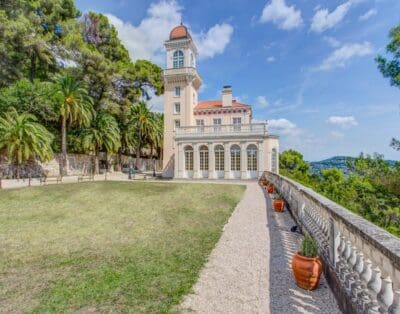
left=75, top=0, right=400, bottom=161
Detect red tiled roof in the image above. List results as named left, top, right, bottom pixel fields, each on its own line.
left=194, top=100, right=250, bottom=110
left=170, top=25, right=191, bottom=40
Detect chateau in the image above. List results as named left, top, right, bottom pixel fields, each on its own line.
left=162, top=24, right=279, bottom=179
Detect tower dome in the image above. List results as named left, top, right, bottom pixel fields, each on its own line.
left=169, top=24, right=191, bottom=40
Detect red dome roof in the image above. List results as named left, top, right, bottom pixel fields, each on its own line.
left=169, top=24, right=191, bottom=40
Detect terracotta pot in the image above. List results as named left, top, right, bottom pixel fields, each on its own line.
left=291, top=252, right=322, bottom=290
left=260, top=180, right=268, bottom=186
left=267, top=184, right=274, bottom=193
left=273, top=199, right=285, bottom=212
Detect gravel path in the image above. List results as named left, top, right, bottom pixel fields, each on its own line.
left=179, top=182, right=341, bottom=314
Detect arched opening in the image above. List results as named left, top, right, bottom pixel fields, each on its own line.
left=230, top=144, right=241, bottom=179
left=247, top=144, right=258, bottom=178
left=271, top=148, right=278, bottom=173
left=215, top=145, right=224, bottom=178
left=184, top=145, right=193, bottom=178
left=199, top=145, right=209, bottom=178
left=173, top=50, right=184, bottom=68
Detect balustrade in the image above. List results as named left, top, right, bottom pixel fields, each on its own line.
left=263, top=171, right=400, bottom=314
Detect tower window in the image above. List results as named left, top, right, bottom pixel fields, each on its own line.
left=174, top=103, right=180, bottom=114
left=173, top=50, right=184, bottom=68
left=174, top=119, right=180, bottom=130
left=175, top=86, right=181, bottom=96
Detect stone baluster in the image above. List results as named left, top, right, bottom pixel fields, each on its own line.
left=336, top=236, right=346, bottom=273
left=344, top=246, right=358, bottom=290
left=339, top=241, right=352, bottom=283
left=378, top=276, right=394, bottom=313
left=358, top=259, right=373, bottom=311
left=350, top=252, right=364, bottom=301
left=389, top=290, right=400, bottom=314
left=367, top=266, right=382, bottom=313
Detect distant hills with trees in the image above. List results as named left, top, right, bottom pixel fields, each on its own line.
left=309, top=156, right=398, bottom=176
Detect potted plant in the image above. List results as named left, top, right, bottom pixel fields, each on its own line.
left=273, top=194, right=285, bottom=212
left=267, top=184, right=274, bottom=193
left=260, top=178, right=268, bottom=186
left=291, top=234, right=322, bottom=290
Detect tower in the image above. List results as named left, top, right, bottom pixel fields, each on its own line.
left=162, top=24, right=202, bottom=175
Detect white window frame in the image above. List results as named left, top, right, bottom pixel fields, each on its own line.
left=196, top=119, right=204, bottom=133
left=247, top=145, right=258, bottom=171
left=213, top=118, right=222, bottom=132
left=199, top=146, right=209, bottom=171
left=184, top=146, right=194, bottom=171
left=173, top=50, right=184, bottom=68
left=215, top=145, right=225, bottom=171
left=174, top=119, right=180, bottom=131
left=174, top=102, right=180, bottom=114
left=230, top=145, right=241, bottom=171
left=174, top=86, right=181, bottom=97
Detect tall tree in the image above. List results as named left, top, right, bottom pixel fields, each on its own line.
left=128, top=102, right=156, bottom=168
left=82, top=112, right=121, bottom=174
left=0, top=108, right=54, bottom=178
left=376, top=24, right=400, bottom=150
left=53, top=74, right=93, bottom=175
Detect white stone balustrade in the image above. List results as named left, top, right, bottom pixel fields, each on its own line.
left=263, top=171, right=400, bottom=314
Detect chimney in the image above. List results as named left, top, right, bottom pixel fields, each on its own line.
left=222, top=85, right=232, bottom=107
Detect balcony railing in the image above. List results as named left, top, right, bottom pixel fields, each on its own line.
left=163, top=67, right=198, bottom=77
left=263, top=171, right=400, bottom=314
left=174, top=123, right=268, bottom=138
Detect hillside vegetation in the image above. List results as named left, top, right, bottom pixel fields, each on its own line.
left=280, top=150, right=400, bottom=237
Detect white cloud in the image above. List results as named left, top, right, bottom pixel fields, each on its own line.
left=310, top=1, right=352, bottom=33
left=194, top=23, right=234, bottom=60
left=318, top=42, right=373, bottom=71
left=268, top=118, right=303, bottom=136
left=323, top=36, right=341, bottom=48
left=359, top=8, right=377, bottom=21
left=260, top=0, right=303, bottom=30
left=147, top=94, right=164, bottom=112
left=266, top=56, right=276, bottom=62
left=327, top=116, right=358, bottom=127
left=106, top=1, right=233, bottom=64
left=255, top=96, right=269, bottom=108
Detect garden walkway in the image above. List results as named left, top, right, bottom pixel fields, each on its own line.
left=179, top=181, right=341, bottom=314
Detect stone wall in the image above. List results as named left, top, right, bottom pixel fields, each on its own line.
left=263, top=171, right=400, bottom=314
left=0, top=154, right=162, bottom=178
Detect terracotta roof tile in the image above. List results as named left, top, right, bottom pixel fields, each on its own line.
left=194, top=100, right=250, bottom=110
left=170, top=25, right=191, bottom=40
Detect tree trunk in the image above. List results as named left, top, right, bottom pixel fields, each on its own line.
left=115, top=148, right=122, bottom=172
left=135, top=145, right=141, bottom=169
left=60, top=115, right=67, bottom=176
left=95, top=148, right=100, bottom=175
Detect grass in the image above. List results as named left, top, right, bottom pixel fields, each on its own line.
left=0, top=181, right=245, bottom=313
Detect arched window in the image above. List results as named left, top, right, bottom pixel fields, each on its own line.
left=173, top=50, right=184, bottom=68
left=271, top=148, right=277, bottom=173
left=247, top=144, right=258, bottom=171
left=215, top=145, right=224, bottom=171
left=199, top=145, right=209, bottom=171
left=184, top=145, right=193, bottom=171
left=230, top=145, right=241, bottom=171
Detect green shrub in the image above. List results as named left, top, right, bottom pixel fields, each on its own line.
left=300, top=234, right=318, bottom=257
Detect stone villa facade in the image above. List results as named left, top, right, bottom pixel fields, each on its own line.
left=162, top=24, right=279, bottom=179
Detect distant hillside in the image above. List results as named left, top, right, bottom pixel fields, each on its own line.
left=309, top=156, right=398, bottom=176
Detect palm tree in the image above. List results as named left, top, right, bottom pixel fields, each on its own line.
left=0, top=108, right=54, bottom=179
left=82, top=112, right=121, bottom=174
left=53, top=74, right=94, bottom=175
left=128, top=102, right=156, bottom=168
left=150, top=113, right=164, bottom=160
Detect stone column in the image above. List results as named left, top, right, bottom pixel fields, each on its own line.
left=174, top=142, right=179, bottom=178
left=258, top=141, right=264, bottom=178
left=193, top=143, right=199, bottom=178
left=177, top=143, right=184, bottom=178
left=224, top=142, right=230, bottom=179
left=209, top=143, right=214, bottom=179
left=241, top=142, right=247, bottom=179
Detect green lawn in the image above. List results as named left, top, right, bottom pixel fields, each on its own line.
left=0, top=181, right=245, bottom=313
